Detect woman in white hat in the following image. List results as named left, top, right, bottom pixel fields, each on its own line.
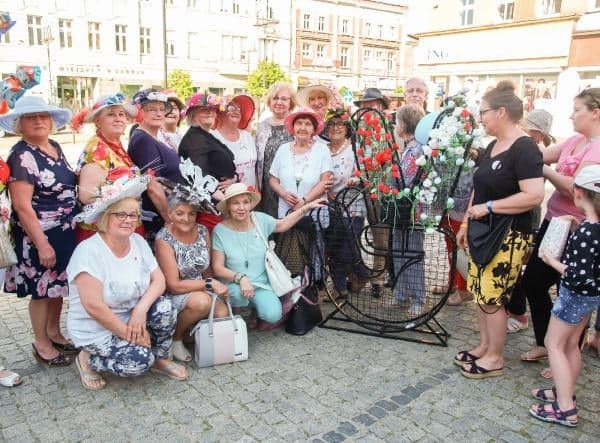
left=298, top=84, right=335, bottom=118
left=67, top=176, right=187, bottom=390
left=73, top=92, right=139, bottom=242
left=211, top=183, right=323, bottom=326
left=0, top=96, right=77, bottom=367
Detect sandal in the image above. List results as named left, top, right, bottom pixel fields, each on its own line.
left=520, top=346, right=548, bottom=362
left=460, top=361, right=504, bottom=379
left=453, top=350, right=479, bottom=367
left=32, top=343, right=72, bottom=367
left=75, top=354, right=106, bottom=391
left=51, top=340, right=80, bottom=355
left=584, top=336, right=600, bottom=357
left=529, top=401, right=578, bottom=427
left=507, top=317, right=529, bottom=333
left=151, top=360, right=188, bottom=381
left=171, top=341, right=192, bottom=362
left=531, top=386, right=576, bottom=404
left=0, top=367, right=23, bottom=387
left=540, top=367, right=553, bottom=379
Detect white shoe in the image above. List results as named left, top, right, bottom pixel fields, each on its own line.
left=171, top=341, right=192, bottom=362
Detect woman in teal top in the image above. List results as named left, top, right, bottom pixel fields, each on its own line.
left=211, top=183, right=324, bottom=325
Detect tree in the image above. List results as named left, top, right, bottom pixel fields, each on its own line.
left=394, top=85, right=404, bottom=95
left=245, top=61, right=289, bottom=98
left=167, top=69, right=194, bottom=100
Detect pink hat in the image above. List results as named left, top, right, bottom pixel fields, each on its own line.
left=283, top=107, right=325, bottom=135
left=183, top=92, right=223, bottom=115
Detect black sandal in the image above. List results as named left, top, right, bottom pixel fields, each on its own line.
left=453, top=350, right=479, bottom=366
left=532, top=387, right=576, bottom=404
left=32, top=344, right=72, bottom=367
left=460, top=360, right=503, bottom=379
left=51, top=340, right=80, bottom=355
left=530, top=401, right=578, bottom=427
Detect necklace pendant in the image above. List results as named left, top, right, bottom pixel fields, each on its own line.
left=245, top=260, right=249, bottom=268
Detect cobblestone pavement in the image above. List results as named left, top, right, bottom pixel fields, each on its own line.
left=1, top=294, right=599, bottom=442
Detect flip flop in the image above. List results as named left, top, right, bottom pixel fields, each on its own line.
left=0, top=367, right=23, bottom=387
left=75, top=354, right=106, bottom=391
left=460, top=361, right=504, bottom=379
left=507, top=317, right=528, bottom=333
left=150, top=361, right=188, bottom=381
left=520, top=347, right=548, bottom=362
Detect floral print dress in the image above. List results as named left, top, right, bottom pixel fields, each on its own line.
left=4, top=140, right=77, bottom=299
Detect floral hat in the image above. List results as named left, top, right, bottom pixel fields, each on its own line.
left=324, top=107, right=351, bottom=122
left=216, top=182, right=261, bottom=214
left=84, top=92, right=137, bottom=122
left=169, top=158, right=219, bottom=213
left=74, top=175, right=151, bottom=224
left=0, top=96, right=71, bottom=134
left=184, top=92, right=224, bottom=116
left=283, top=107, right=325, bottom=135
left=219, top=95, right=255, bottom=130
left=131, top=88, right=172, bottom=111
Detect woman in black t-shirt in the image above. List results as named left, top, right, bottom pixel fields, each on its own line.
left=454, top=81, right=544, bottom=379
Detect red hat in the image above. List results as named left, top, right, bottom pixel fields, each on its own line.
left=184, top=92, right=223, bottom=115
left=284, top=107, right=325, bottom=135
left=221, top=95, right=255, bottom=130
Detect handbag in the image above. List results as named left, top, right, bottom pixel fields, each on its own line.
left=467, top=214, right=514, bottom=266
left=538, top=216, right=571, bottom=260
left=252, top=213, right=300, bottom=296
left=0, top=224, right=17, bottom=269
left=285, top=283, right=322, bottom=336
left=190, top=292, right=248, bottom=368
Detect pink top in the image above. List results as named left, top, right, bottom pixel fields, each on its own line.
left=546, top=134, right=600, bottom=222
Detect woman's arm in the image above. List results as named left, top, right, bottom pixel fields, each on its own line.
left=211, top=248, right=252, bottom=299
left=146, top=179, right=170, bottom=222
left=77, top=163, right=108, bottom=204
left=542, top=143, right=562, bottom=165
left=269, top=175, right=299, bottom=207
left=8, top=181, right=56, bottom=268
left=273, top=199, right=325, bottom=233
left=155, top=238, right=207, bottom=294
left=543, top=165, right=573, bottom=198
left=467, top=177, right=545, bottom=219
left=300, top=171, right=332, bottom=204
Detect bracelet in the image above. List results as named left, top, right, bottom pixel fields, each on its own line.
left=233, top=273, right=247, bottom=285
left=486, top=200, right=494, bottom=214
left=460, top=223, right=468, bottom=229
left=205, top=277, right=213, bottom=292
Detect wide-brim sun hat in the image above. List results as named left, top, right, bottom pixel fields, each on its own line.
left=284, top=107, right=325, bottom=135
left=297, top=84, right=333, bottom=108
left=414, top=111, right=439, bottom=145
left=574, top=164, right=600, bottom=193
left=84, top=92, right=137, bottom=122
left=0, top=96, right=72, bottom=134
left=216, top=182, right=261, bottom=214
left=74, top=175, right=151, bottom=224
left=354, top=87, right=390, bottom=110
left=221, top=95, right=255, bottom=130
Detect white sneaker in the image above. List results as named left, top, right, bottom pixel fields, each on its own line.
left=171, top=341, right=192, bottom=362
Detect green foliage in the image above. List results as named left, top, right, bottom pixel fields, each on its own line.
left=245, top=61, right=289, bottom=98
left=167, top=69, right=194, bottom=100
left=394, top=85, right=404, bottom=94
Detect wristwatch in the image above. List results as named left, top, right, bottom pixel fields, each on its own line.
left=205, top=277, right=213, bottom=292
left=233, top=273, right=247, bottom=285
left=486, top=200, right=494, bottom=214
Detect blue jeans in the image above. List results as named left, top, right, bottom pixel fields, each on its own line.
left=83, top=297, right=176, bottom=377
left=552, top=285, right=600, bottom=326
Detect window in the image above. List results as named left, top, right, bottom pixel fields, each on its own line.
left=303, top=14, right=310, bottom=29
left=256, top=0, right=274, bottom=19
left=302, top=43, right=311, bottom=57
left=460, top=0, right=475, bottom=25
left=167, top=40, right=175, bottom=56
left=498, top=1, right=515, bottom=20
left=139, top=27, right=151, bottom=55
left=596, top=0, right=600, bottom=8
left=221, top=35, right=247, bottom=61
left=188, top=32, right=201, bottom=59
left=316, top=44, right=325, bottom=58
left=27, top=15, right=43, bottom=45
left=364, top=49, right=371, bottom=65
left=88, top=22, right=100, bottom=50
left=365, top=22, right=371, bottom=37
left=318, top=16, right=325, bottom=31
left=115, top=24, right=127, bottom=53
left=187, top=0, right=198, bottom=6
left=378, top=24, right=383, bottom=38
left=540, top=0, right=561, bottom=15
left=232, top=0, right=240, bottom=14
left=341, top=19, right=349, bottom=34
left=58, top=19, right=72, bottom=48
left=386, top=51, right=394, bottom=73
left=389, top=26, right=396, bottom=39
left=0, top=31, right=10, bottom=44
left=340, top=47, right=349, bottom=68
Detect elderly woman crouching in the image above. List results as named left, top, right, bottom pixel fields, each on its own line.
left=212, top=184, right=323, bottom=326
left=67, top=180, right=187, bottom=390
left=155, top=195, right=230, bottom=362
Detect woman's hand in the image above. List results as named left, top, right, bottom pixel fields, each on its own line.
left=217, top=177, right=237, bottom=192
left=211, top=279, right=229, bottom=298
left=323, top=174, right=334, bottom=191
left=558, top=214, right=579, bottom=232
left=127, top=307, right=150, bottom=347
left=239, top=276, right=254, bottom=300
left=38, top=242, right=57, bottom=269
left=456, top=224, right=468, bottom=250
left=467, top=203, right=488, bottom=220
left=283, top=191, right=300, bottom=207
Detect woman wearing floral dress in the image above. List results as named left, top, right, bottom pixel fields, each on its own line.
left=255, top=82, right=297, bottom=217
left=0, top=96, right=77, bottom=367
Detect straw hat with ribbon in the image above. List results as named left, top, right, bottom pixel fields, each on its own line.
left=216, top=182, right=261, bottom=214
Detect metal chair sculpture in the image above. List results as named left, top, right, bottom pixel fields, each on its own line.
left=317, top=103, right=479, bottom=346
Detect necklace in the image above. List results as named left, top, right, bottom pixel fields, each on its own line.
left=329, top=140, right=347, bottom=156
left=291, top=142, right=311, bottom=191
left=228, top=219, right=252, bottom=268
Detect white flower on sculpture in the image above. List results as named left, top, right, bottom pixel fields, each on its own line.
left=423, top=178, right=432, bottom=188
left=434, top=177, right=441, bottom=185
left=456, top=158, right=465, bottom=166
left=415, top=156, right=427, bottom=166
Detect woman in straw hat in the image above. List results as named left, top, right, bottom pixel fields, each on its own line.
left=67, top=175, right=187, bottom=390
left=212, top=183, right=323, bottom=326
left=0, top=96, right=77, bottom=367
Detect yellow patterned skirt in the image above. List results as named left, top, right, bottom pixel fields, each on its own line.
left=467, top=229, right=532, bottom=306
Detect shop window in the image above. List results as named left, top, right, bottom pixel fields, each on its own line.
left=27, top=15, right=43, bottom=46
left=59, top=19, right=72, bottom=48
left=140, top=27, right=151, bottom=55
left=498, top=1, right=514, bottom=20
left=115, top=24, right=127, bottom=53
left=88, top=22, right=100, bottom=50
left=460, top=0, right=475, bottom=26
left=540, top=0, right=561, bottom=15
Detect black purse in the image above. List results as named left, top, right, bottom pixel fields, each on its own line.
left=467, top=214, right=514, bottom=266
left=285, top=284, right=322, bottom=335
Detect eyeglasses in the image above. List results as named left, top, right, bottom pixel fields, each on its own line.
left=226, top=105, right=241, bottom=114
left=272, top=96, right=291, bottom=102
left=144, top=105, right=172, bottom=114
left=328, top=121, right=347, bottom=128
left=406, top=88, right=426, bottom=94
left=479, top=108, right=495, bottom=116
left=111, top=212, right=140, bottom=221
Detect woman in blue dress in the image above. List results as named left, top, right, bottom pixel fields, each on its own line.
left=0, top=96, right=77, bottom=367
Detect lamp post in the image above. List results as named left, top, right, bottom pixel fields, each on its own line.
left=162, top=0, right=168, bottom=88
left=42, top=26, right=55, bottom=103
